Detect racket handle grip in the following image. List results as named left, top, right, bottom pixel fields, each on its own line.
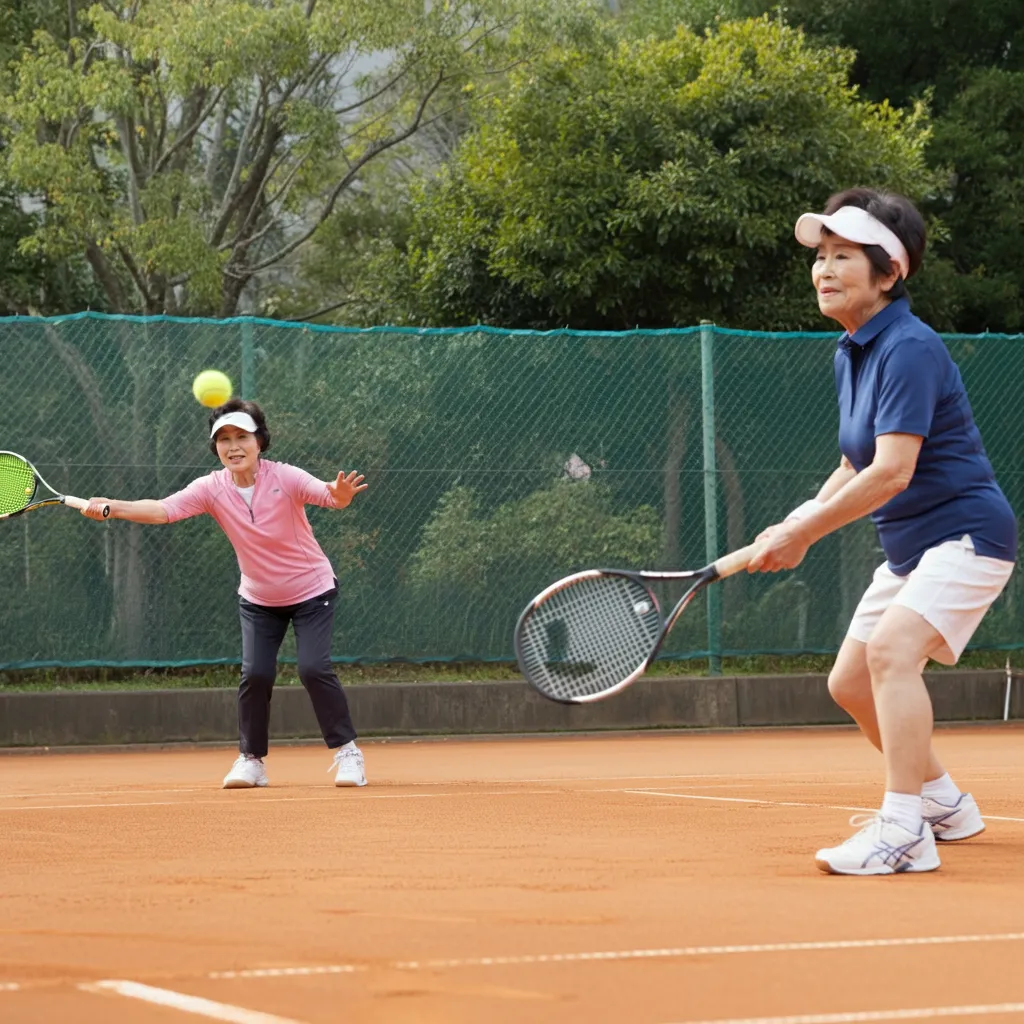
left=713, top=542, right=763, bottom=579
left=64, top=495, right=111, bottom=518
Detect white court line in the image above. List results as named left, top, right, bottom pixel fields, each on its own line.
left=0, top=786, right=211, bottom=801
left=6, top=785, right=1024, bottom=823
left=0, top=983, right=19, bottom=991
left=207, top=931, right=1024, bottom=979
left=665, top=1003, right=1024, bottom=1024
left=0, top=789, right=564, bottom=813
left=626, top=790, right=873, bottom=812
left=0, top=774, right=852, bottom=801
left=2, top=766, right=1019, bottom=802
left=625, top=790, right=1024, bottom=824
left=81, top=980, right=305, bottom=1023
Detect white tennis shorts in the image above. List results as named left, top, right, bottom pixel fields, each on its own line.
left=847, top=535, right=1014, bottom=665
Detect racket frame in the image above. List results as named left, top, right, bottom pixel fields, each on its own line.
left=0, top=450, right=108, bottom=521
left=514, top=544, right=758, bottom=704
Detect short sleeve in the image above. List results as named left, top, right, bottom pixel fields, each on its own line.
left=278, top=463, right=338, bottom=509
left=873, top=340, right=943, bottom=439
left=160, top=476, right=213, bottom=522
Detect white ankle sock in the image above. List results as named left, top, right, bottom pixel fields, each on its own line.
left=881, top=792, right=923, bottom=833
left=921, top=772, right=961, bottom=805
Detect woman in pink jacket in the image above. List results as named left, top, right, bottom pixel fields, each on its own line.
left=82, top=398, right=369, bottom=790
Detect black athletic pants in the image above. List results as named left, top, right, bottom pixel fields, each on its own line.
left=237, top=584, right=356, bottom=758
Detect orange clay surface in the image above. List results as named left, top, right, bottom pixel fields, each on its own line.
left=2, top=726, right=1024, bottom=1024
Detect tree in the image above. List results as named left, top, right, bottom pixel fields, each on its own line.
left=366, top=17, right=938, bottom=330
left=749, top=0, right=1024, bottom=112
left=0, top=186, right=101, bottom=314
left=0, top=0, right=102, bottom=314
left=919, top=69, right=1024, bottom=333
left=0, top=0, right=568, bottom=318
left=613, top=1, right=1024, bottom=112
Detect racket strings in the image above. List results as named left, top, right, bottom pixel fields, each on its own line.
left=0, top=453, right=35, bottom=515
left=516, top=575, right=662, bottom=701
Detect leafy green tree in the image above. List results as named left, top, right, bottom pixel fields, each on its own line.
left=366, top=17, right=937, bottom=330
left=1, top=0, right=102, bottom=314
left=0, top=0, right=566, bottom=317
left=640, top=1, right=1024, bottom=333
left=0, top=187, right=101, bottom=314
left=755, top=0, right=1024, bottom=112
left=920, top=69, right=1024, bottom=333
left=613, top=1, right=1024, bottom=111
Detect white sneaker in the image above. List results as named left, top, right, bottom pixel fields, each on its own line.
left=815, top=814, right=940, bottom=875
left=223, top=754, right=268, bottom=789
left=329, top=743, right=367, bottom=787
left=922, top=792, right=985, bottom=841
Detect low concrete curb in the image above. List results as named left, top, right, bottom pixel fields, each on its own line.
left=0, top=670, right=1020, bottom=748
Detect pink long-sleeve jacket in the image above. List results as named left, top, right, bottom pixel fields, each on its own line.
left=160, top=460, right=339, bottom=607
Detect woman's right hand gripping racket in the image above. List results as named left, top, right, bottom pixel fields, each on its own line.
left=0, top=451, right=109, bottom=520
left=514, top=544, right=761, bottom=704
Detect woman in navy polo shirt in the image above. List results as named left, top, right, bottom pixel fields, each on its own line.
left=749, top=187, right=1017, bottom=876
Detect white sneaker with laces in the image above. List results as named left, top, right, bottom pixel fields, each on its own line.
left=329, top=743, right=367, bottom=787
left=815, top=814, right=940, bottom=875
left=922, top=792, right=985, bottom=841
left=222, top=753, right=268, bottom=789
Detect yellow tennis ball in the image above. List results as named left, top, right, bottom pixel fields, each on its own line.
left=192, top=369, right=233, bottom=408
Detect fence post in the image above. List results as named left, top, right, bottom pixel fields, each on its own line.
left=240, top=321, right=255, bottom=399
left=700, top=321, right=722, bottom=675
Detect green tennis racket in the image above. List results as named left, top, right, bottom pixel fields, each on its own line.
left=0, top=451, right=109, bottom=520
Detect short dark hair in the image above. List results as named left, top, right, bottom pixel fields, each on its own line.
left=207, top=398, right=271, bottom=456
left=821, top=187, right=927, bottom=300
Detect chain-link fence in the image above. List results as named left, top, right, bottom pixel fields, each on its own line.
left=0, top=312, right=1021, bottom=670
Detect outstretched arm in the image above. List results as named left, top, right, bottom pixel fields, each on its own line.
left=82, top=498, right=169, bottom=524
left=326, top=471, right=368, bottom=509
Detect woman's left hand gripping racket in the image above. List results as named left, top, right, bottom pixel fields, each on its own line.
left=514, top=544, right=761, bottom=703
left=0, top=451, right=109, bottom=520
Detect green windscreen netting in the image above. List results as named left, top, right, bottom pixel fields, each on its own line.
left=0, top=312, right=1021, bottom=669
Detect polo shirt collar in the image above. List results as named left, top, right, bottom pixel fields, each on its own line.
left=838, top=297, right=910, bottom=349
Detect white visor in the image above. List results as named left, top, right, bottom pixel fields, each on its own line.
left=210, top=411, right=258, bottom=439
left=794, top=205, right=910, bottom=279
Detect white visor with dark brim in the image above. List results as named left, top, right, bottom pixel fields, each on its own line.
left=210, top=411, right=258, bottom=439
left=794, top=206, right=910, bottom=279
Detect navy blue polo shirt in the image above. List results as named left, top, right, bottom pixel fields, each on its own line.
left=835, top=298, right=1017, bottom=575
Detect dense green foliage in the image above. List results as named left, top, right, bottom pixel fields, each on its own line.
left=2, top=0, right=1022, bottom=330
left=0, top=0, right=573, bottom=316
left=342, top=18, right=936, bottom=329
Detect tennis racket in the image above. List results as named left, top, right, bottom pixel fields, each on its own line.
left=514, top=544, right=761, bottom=704
left=0, top=451, right=109, bottom=520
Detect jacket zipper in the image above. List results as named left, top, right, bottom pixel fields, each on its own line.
left=232, top=465, right=259, bottom=523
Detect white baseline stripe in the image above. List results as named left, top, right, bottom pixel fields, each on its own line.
left=0, top=774, right=849, bottom=802
left=6, top=786, right=1023, bottom=823
left=626, top=790, right=872, bottom=813
left=665, top=1002, right=1024, bottom=1024
left=0, top=787, right=207, bottom=801
left=81, top=980, right=305, bottom=1023
left=0, top=789, right=563, bottom=813
left=0, top=983, right=19, bottom=992
left=208, top=931, right=1024, bottom=979
left=624, top=790, right=1024, bottom=824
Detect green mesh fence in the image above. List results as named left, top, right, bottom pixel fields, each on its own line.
left=0, top=312, right=1021, bottom=670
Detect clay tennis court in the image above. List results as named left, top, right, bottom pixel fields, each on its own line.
left=3, top=725, right=1024, bottom=1024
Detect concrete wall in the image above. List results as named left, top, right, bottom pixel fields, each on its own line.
left=1, top=670, right=1020, bottom=748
